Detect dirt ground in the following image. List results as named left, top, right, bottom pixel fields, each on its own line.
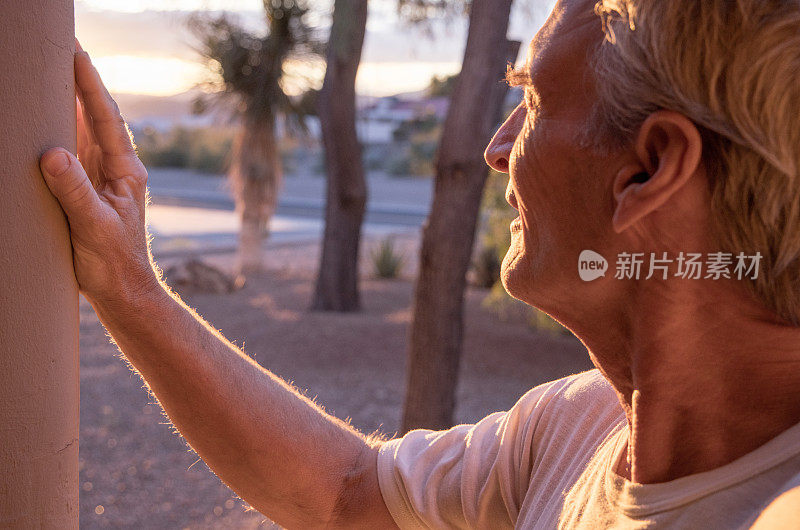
left=78, top=238, right=593, bottom=528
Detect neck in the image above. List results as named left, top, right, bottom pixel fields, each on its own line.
left=580, top=278, right=800, bottom=484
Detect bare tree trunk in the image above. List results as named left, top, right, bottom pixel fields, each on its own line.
left=231, top=117, right=281, bottom=279
left=312, top=0, right=368, bottom=312
left=402, top=1, right=519, bottom=432
left=1, top=1, right=80, bottom=526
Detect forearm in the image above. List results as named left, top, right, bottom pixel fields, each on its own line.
left=89, top=280, right=393, bottom=528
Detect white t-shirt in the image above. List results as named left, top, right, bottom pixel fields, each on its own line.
left=377, top=370, right=800, bottom=529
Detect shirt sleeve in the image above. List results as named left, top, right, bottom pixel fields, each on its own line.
left=377, top=378, right=572, bottom=529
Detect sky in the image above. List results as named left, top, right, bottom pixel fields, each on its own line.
left=75, top=0, right=554, bottom=97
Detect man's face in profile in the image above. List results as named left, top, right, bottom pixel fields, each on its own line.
left=486, top=0, right=617, bottom=318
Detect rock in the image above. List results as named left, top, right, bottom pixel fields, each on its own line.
left=164, top=259, right=238, bottom=294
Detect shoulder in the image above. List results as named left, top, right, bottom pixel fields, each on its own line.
left=494, top=371, right=624, bottom=514
left=510, top=369, right=621, bottom=426
left=507, top=370, right=625, bottom=478
left=501, top=370, right=624, bottom=471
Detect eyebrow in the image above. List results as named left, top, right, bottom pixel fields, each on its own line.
left=505, top=64, right=533, bottom=87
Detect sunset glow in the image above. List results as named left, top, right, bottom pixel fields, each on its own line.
left=90, top=56, right=209, bottom=96
left=75, top=0, right=538, bottom=97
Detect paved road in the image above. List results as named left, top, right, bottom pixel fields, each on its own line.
left=145, top=168, right=432, bottom=256
left=147, top=168, right=433, bottom=226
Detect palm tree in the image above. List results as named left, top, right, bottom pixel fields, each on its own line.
left=190, top=2, right=322, bottom=279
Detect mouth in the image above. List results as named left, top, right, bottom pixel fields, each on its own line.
left=510, top=216, right=523, bottom=233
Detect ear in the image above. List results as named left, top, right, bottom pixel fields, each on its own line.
left=612, top=111, right=703, bottom=233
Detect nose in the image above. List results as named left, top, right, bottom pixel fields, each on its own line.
left=484, top=103, right=525, bottom=173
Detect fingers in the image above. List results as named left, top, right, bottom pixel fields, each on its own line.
left=40, top=148, right=104, bottom=227
left=74, top=48, right=136, bottom=158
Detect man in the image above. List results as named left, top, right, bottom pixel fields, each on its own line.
left=40, top=0, right=800, bottom=527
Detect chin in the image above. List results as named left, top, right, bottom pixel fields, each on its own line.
left=500, top=234, right=562, bottom=312
left=500, top=246, right=534, bottom=304
left=501, top=258, right=574, bottom=336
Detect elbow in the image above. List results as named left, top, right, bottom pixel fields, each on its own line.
left=327, top=442, right=397, bottom=529
left=243, top=442, right=396, bottom=529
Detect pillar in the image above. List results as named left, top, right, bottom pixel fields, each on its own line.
left=0, top=0, right=79, bottom=527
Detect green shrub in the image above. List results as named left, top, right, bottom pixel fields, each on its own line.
left=134, top=125, right=234, bottom=174
left=408, top=138, right=438, bottom=176
left=372, top=237, right=405, bottom=279
left=472, top=245, right=501, bottom=289
left=385, top=147, right=413, bottom=177
left=280, top=138, right=324, bottom=176
left=135, top=125, right=325, bottom=177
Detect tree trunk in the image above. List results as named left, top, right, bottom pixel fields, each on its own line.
left=401, top=1, right=519, bottom=432
left=311, top=0, right=368, bottom=312
left=230, top=117, right=281, bottom=279
left=0, top=1, right=80, bottom=526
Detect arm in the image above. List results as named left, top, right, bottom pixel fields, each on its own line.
left=92, top=277, right=393, bottom=528
left=40, top=46, right=397, bottom=529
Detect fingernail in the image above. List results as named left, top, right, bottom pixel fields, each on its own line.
left=42, top=151, right=71, bottom=176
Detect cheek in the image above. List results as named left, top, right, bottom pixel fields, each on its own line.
left=509, top=126, right=550, bottom=231
left=513, top=124, right=591, bottom=225
left=504, top=123, right=593, bottom=272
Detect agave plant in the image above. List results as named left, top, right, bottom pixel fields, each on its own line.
left=372, top=237, right=405, bottom=279
left=190, top=1, right=323, bottom=279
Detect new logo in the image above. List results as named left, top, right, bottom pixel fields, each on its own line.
left=579, top=250, right=608, bottom=282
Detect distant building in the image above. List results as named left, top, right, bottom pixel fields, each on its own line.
left=357, top=94, right=450, bottom=145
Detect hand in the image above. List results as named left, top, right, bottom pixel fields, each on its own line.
left=40, top=44, right=158, bottom=305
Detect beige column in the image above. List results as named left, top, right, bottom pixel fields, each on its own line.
left=0, top=1, right=79, bottom=527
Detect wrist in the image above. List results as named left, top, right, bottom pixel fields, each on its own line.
left=86, top=265, right=166, bottom=313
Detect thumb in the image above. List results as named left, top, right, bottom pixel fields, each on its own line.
left=40, top=148, right=102, bottom=224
